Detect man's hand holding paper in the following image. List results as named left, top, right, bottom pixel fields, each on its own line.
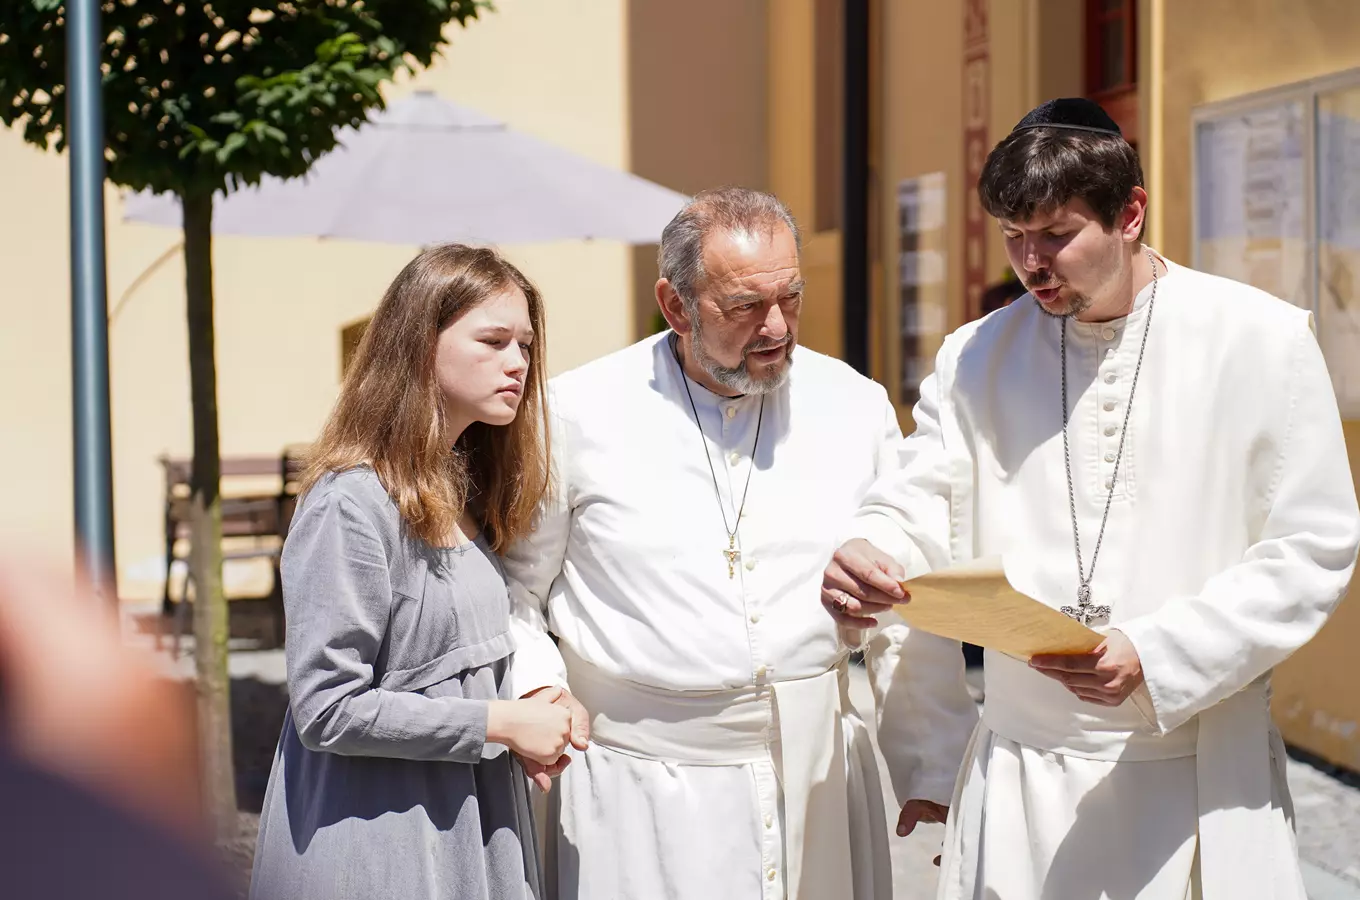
left=824, top=543, right=1151, bottom=712
left=821, top=538, right=908, bottom=629
left=1029, top=629, right=1145, bottom=706
left=824, top=542, right=1115, bottom=660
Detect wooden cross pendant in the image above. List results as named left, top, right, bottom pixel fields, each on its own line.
left=1060, top=582, right=1111, bottom=626
left=723, top=534, right=740, bottom=579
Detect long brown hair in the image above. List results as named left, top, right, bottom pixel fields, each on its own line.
left=301, top=244, right=551, bottom=552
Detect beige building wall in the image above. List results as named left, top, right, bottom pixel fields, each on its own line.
left=624, top=0, right=769, bottom=340
left=1153, top=0, right=1360, bottom=265
left=873, top=0, right=1072, bottom=424
left=621, top=0, right=846, bottom=372
left=1036, top=0, right=1086, bottom=104
left=1, top=141, right=79, bottom=576
left=875, top=0, right=965, bottom=425
left=1148, top=0, right=1360, bottom=771
left=1278, top=421, right=1360, bottom=771
left=0, top=0, right=636, bottom=602
left=626, top=0, right=768, bottom=198
left=766, top=0, right=845, bottom=361
left=872, top=0, right=1091, bottom=426
left=984, top=0, right=1036, bottom=292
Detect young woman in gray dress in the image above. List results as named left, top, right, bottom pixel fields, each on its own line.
left=249, top=244, right=585, bottom=900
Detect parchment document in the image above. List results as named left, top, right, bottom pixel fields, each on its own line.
left=896, top=557, right=1104, bottom=659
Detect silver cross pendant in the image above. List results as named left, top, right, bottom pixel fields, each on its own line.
left=1061, top=582, right=1111, bottom=626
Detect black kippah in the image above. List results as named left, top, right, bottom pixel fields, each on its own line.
left=1011, top=98, right=1122, bottom=137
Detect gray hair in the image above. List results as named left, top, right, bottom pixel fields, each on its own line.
left=658, top=186, right=801, bottom=315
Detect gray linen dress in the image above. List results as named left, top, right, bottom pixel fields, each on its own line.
left=249, top=468, right=541, bottom=900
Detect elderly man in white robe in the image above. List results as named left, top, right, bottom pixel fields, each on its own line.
left=823, top=97, right=1360, bottom=900
left=503, top=186, right=978, bottom=900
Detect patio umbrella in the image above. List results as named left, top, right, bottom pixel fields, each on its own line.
left=122, top=90, right=689, bottom=245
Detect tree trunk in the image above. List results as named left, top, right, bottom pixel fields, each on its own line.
left=182, top=189, right=237, bottom=840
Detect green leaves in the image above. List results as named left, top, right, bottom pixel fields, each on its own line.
left=217, top=131, right=246, bottom=163
left=0, top=0, right=490, bottom=196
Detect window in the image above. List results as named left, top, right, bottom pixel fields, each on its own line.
left=1086, top=0, right=1135, bottom=96
left=1085, top=0, right=1138, bottom=144
left=1193, top=68, right=1360, bottom=415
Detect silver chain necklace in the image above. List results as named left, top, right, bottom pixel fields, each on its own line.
left=670, top=333, right=765, bottom=579
left=1059, top=247, right=1159, bottom=625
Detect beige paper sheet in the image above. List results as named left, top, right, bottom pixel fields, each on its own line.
left=896, top=557, right=1104, bottom=659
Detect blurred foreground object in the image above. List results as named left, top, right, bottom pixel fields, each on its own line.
left=0, top=564, right=200, bottom=829
left=0, top=562, right=234, bottom=898
left=1, top=747, right=234, bottom=900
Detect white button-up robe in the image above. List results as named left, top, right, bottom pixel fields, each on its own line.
left=503, top=333, right=978, bottom=900
left=852, top=256, right=1360, bottom=900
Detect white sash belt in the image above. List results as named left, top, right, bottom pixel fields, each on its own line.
left=1196, top=678, right=1279, bottom=899
left=561, top=646, right=855, bottom=900
left=981, top=669, right=1278, bottom=898
left=980, top=653, right=1198, bottom=762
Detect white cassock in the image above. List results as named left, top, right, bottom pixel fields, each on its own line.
left=852, top=254, right=1360, bottom=900
left=503, top=332, right=979, bottom=900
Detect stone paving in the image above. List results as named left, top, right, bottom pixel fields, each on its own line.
left=1288, top=753, right=1360, bottom=889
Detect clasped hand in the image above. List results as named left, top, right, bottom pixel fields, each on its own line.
left=492, top=686, right=591, bottom=791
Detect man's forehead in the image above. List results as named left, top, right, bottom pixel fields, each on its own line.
left=999, top=200, right=1093, bottom=230
left=702, top=226, right=799, bottom=281
left=710, top=227, right=779, bottom=255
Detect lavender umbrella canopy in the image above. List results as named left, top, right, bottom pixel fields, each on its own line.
left=122, top=90, right=690, bottom=245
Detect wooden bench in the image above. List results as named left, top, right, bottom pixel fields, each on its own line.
left=159, top=448, right=307, bottom=654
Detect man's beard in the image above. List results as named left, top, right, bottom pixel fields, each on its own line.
left=1027, top=274, right=1093, bottom=319
left=690, top=317, right=793, bottom=395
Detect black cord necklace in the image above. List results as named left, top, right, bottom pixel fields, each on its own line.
left=671, top=333, right=765, bottom=579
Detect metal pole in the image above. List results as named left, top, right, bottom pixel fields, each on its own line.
left=842, top=0, right=871, bottom=375
left=67, top=0, right=116, bottom=603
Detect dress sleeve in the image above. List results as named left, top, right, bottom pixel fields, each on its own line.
left=282, top=490, right=491, bottom=762
left=853, top=354, right=979, bottom=805
left=846, top=341, right=961, bottom=577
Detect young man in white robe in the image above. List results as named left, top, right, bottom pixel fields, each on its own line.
left=502, top=186, right=979, bottom=900
left=822, top=97, right=1360, bottom=900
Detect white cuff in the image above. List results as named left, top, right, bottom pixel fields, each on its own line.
left=510, top=641, right=570, bottom=700
left=844, top=511, right=920, bottom=572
